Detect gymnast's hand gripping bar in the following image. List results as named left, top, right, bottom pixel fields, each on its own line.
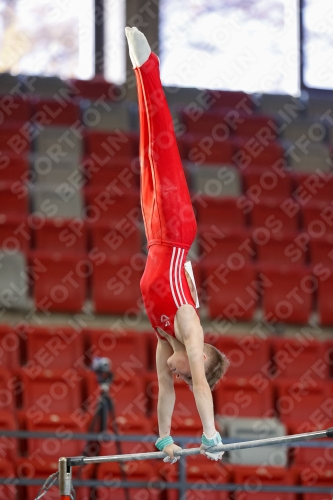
left=59, top=427, right=333, bottom=498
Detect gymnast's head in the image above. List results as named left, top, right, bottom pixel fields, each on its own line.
left=167, top=344, right=229, bottom=390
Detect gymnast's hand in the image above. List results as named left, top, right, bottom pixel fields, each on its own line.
left=163, top=443, right=182, bottom=464
left=200, top=431, right=224, bottom=461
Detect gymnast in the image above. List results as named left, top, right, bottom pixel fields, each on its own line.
left=125, top=27, right=229, bottom=464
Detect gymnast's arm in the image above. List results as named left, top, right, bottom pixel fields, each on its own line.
left=176, top=306, right=217, bottom=437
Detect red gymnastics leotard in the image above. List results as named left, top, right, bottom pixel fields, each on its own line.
left=134, top=52, right=199, bottom=339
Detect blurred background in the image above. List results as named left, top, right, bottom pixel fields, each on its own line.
left=0, top=0, right=332, bottom=499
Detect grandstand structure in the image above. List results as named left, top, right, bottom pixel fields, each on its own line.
left=0, top=0, right=332, bottom=498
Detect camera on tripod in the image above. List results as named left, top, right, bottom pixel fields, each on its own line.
left=91, top=357, right=113, bottom=388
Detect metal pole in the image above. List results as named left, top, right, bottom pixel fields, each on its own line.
left=59, top=457, right=72, bottom=500
left=67, top=428, right=333, bottom=466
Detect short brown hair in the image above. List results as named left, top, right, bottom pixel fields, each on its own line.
left=204, top=344, right=229, bottom=390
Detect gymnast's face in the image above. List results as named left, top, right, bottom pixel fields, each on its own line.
left=167, top=352, right=192, bottom=384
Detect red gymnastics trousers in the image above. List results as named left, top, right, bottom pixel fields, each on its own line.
left=134, top=52, right=199, bottom=338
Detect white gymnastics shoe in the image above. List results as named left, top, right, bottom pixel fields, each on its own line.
left=125, top=26, right=151, bottom=68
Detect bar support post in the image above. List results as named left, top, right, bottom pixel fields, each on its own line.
left=59, top=457, right=72, bottom=500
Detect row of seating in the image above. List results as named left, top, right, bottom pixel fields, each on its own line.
left=1, top=325, right=332, bottom=379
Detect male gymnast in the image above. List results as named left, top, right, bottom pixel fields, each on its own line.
left=125, top=27, right=229, bottom=463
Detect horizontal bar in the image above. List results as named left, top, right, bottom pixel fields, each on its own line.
left=0, top=478, right=332, bottom=494
left=68, top=428, right=332, bottom=466
left=1, top=430, right=332, bottom=447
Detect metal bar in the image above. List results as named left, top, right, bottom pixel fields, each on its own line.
left=68, top=428, right=332, bottom=465
left=58, top=458, right=71, bottom=498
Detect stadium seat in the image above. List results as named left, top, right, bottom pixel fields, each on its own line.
left=180, top=109, right=233, bottom=136
left=92, top=256, right=143, bottom=314
left=84, top=157, right=140, bottom=189
left=202, top=262, right=257, bottom=320
left=96, top=462, right=160, bottom=500
left=84, top=187, right=140, bottom=224
left=281, top=117, right=327, bottom=143
left=287, top=143, right=332, bottom=173
left=317, top=269, right=333, bottom=325
left=274, top=380, right=332, bottom=425
left=308, top=234, right=333, bottom=265
left=288, top=422, right=331, bottom=467
left=218, top=416, right=287, bottom=466
left=302, top=201, right=333, bottom=235
left=32, top=185, right=84, bottom=218
left=214, top=377, right=274, bottom=418
left=0, top=368, right=16, bottom=411
left=234, top=139, right=285, bottom=170
left=0, top=324, right=20, bottom=369
left=198, top=227, right=253, bottom=266
left=259, top=94, right=305, bottom=115
left=215, top=335, right=270, bottom=378
left=0, top=215, right=31, bottom=252
left=21, top=369, right=84, bottom=414
left=31, top=155, right=83, bottom=188
left=270, top=338, right=329, bottom=380
left=297, top=468, right=333, bottom=500
left=0, top=126, right=31, bottom=155
left=206, top=90, right=255, bottom=110
left=89, top=221, right=142, bottom=259
left=0, top=411, right=18, bottom=460
left=0, top=459, right=16, bottom=500
left=186, top=134, right=235, bottom=165
left=34, top=126, right=83, bottom=159
left=193, top=164, right=242, bottom=197
left=85, top=372, right=148, bottom=420
left=235, top=115, right=278, bottom=141
left=24, top=326, right=84, bottom=371
left=24, top=413, right=88, bottom=458
left=0, top=153, right=29, bottom=183
left=0, top=251, right=32, bottom=310
left=85, top=130, right=139, bottom=160
left=0, top=182, right=29, bottom=216
left=194, top=196, right=246, bottom=230
left=260, top=264, right=313, bottom=324
left=31, top=251, right=87, bottom=312
left=292, top=172, right=333, bottom=203
left=33, top=217, right=87, bottom=253
left=243, top=167, right=293, bottom=202
left=250, top=198, right=300, bottom=232
left=70, top=76, right=118, bottom=100
left=254, top=231, right=307, bottom=265
left=82, top=101, right=131, bottom=130
left=31, top=98, right=80, bottom=126
left=0, top=96, right=31, bottom=124
left=86, top=329, right=148, bottom=374
left=232, top=465, right=296, bottom=500
left=21, top=75, right=72, bottom=97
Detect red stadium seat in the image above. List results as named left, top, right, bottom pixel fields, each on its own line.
left=202, top=262, right=257, bottom=320
left=21, top=369, right=84, bottom=415
left=24, top=413, right=88, bottom=458
left=260, top=264, right=313, bottom=324
left=92, top=256, right=143, bottom=314
left=317, top=269, right=333, bottom=325
left=214, top=377, right=274, bottom=418
left=206, top=90, right=255, bottom=110
left=180, top=109, right=233, bottom=136
left=233, top=465, right=296, bottom=500
left=31, top=251, right=87, bottom=312
left=270, top=338, right=329, bottom=380
left=0, top=324, right=20, bottom=369
left=84, top=186, right=140, bottom=224
left=0, top=96, right=31, bottom=124
left=198, top=227, right=253, bottom=266
left=0, top=154, right=29, bottom=183
left=235, top=115, right=278, bottom=141
left=295, top=467, right=333, bottom=500
left=0, top=459, right=16, bottom=500
left=215, top=335, right=270, bottom=378
left=292, top=172, right=333, bottom=203
left=33, top=217, right=87, bottom=253
left=0, top=182, right=28, bottom=216
left=302, top=201, right=333, bottom=234
left=186, top=134, right=236, bottom=165
left=0, top=215, right=31, bottom=252
left=24, top=326, right=84, bottom=371
left=85, top=372, right=148, bottom=420
left=84, top=157, right=140, bottom=189
left=96, top=462, right=160, bottom=500
left=0, top=411, right=18, bottom=460
left=86, top=329, right=148, bottom=374
left=309, top=234, right=333, bottom=265
left=0, top=368, right=15, bottom=411
left=250, top=198, right=300, bottom=232
left=70, top=76, right=118, bottom=100
left=274, top=380, right=332, bottom=425
left=288, top=422, right=331, bottom=467
left=85, top=130, right=139, bottom=159
left=243, top=167, right=292, bottom=202
left=195, top=197, right=246, bottom=230
left=254, top=231, right=307, bottom=265
left=89, top=221, right=142, bottom=259
left=0, top=126, right=30, bottom=154
left=31, top=98, right=80, bottom=126
left=234, top=139, right=285, bottom=170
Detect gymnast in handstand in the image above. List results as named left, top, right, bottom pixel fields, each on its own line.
left=125, top=27, right=229, bottom=463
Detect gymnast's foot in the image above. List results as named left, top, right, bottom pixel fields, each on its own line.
left=125, top=26, right=151, bottom=68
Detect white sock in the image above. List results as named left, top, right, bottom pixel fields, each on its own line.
left=125, top=26, right=151, bottom=68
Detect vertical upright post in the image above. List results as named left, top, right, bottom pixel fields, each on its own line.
left=59, top=458, right=72, bottom=500
left=179, top=454, right=187, bottom=500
